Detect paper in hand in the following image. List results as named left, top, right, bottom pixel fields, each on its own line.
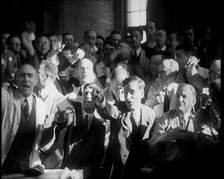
left=76, top=48, right=85, bottom=60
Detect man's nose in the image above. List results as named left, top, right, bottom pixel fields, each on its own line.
left=86, top=91, right=92, bottom=100
left=179, top=96, right=183, bottom=102
left=126, top=92, right=132, bottom=100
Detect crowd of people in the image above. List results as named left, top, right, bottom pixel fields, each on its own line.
left=1, top=20, right=222, bottom=179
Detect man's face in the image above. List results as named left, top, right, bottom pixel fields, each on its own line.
left=208, top=60, right=221, bottom=84
left=131, top=30, right=142, bottom=49
left=37, top=36, right=50, bottom=55
left=63, top=34, right=74, bottom=48
left=85, top=31, right=96, bottom=47
left=124, top=81, right=144, bottom=111
left=17, top=64, right=37, bottom=97
left=167, top=33, right=178, bottom=52
left=111, top=33, right=121, bottom=46
left=96, top=38, right=104, bottom=52
left=184, top=29, right=194, bottom=44
left=147, top=21, right=156, bottom=33
left=49, top=35, right=57, bottom=46
left=10, top=37, right=21, bottom=53
left=176, top=86, right=195, bottom=114
left=78, top=59, right=94, bottom=84
left=158, top=63, right=172, bottom=82
left=149, top=55, right=162, bottom=75
left=175, top=49, right=188, bottom=70
left=82, top=86, right=95, bottom=113
left=156, top=34, right=166, bottom=49
left=1, top=33, right=10, bottom=49
left=103, top=44, right=115, bottom=56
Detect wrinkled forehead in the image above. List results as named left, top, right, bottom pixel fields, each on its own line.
left=86, top=31, right=97, bottom=38
left=131, top=30, right=141, bottom=37
left=124, top=80, right=139, bottom=91
left=38, top=36, right=50, bottom=43
left=64, top=34, right=74, bottom=40
left=79, top=58, right=93, bottom=68
left=151, top=54, right=162, bottom=62
left=177, top=85, right=195, bottom=97
left=18, top=64, right=37, bottom=76
left=10, top=37, right=20, bottom=43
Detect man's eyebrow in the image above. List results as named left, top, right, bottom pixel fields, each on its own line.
left=20, top=72, right=35, bottom=75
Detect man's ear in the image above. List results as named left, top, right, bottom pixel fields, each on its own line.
left=192, top=97, right=196, bottom=106
left=141, top=90, right=144, bottom=99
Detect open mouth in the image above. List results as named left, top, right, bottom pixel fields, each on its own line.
left=21, top=84, right=30, bottom=89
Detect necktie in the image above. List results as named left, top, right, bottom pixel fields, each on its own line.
left=16, top=54, right=21, bottom=68
left=133, top=51, right=139, bottom=63
left=84, top=115, right=89, bottom=135
left=180, top=116, right=188, bottom=130
left=163, top=89, right=170, bottom=113
left=23, top=98, right=29, bottom=119
left=130, top=113, right=137, bottom=132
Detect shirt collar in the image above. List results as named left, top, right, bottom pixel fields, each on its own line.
left=130, top=107, right=141, bottom=125
left=135, top=47, right=142, bottom=56
left=39, top=82, right=56, bottom=100
left=165, top=82, right=176, bottom=92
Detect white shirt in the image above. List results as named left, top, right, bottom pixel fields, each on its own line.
left=135, top=47, right=142, bottom=57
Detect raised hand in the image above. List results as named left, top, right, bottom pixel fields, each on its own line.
left=52, top=35, right=65, bottom=53
left=26, top=21, right=36, bottom=41
left=21, top=31, right=35, bottom=55
left=26, top=21, right=36, bottom=33
left=88, top=83, right=104, bottom=103
left=185, top=55, right=199, bottom=76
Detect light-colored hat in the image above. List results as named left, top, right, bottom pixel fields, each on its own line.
left=162, top=59, right=179, bottom=73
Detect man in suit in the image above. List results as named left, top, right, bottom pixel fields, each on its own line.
left=98, top=75, right=156, bottom=179
left=145, top=59, right=180, bottom=119
left=60, top=83, right=105, bottom=179
left=147, top=83, right=197, bottom=178
left=129, top=28, right=151, bottom=83
left=1, top=64, right=46, bottom=175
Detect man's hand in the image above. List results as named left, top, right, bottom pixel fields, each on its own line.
left=89, top=83, right=104, bottom=103
left=26, top=21, right=36, bottom=41
left=156, top=128, right=181, bottom=143
left=52, top=35, right=65, bottom=53
left=25, top=164, right=44, bottom=176
left=185, top=56, right=199, bottom=76
left=21, top=31, right=35, bottom=55
left=60, top=168, right=82, bottom=179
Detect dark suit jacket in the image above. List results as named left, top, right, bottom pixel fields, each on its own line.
left=99, top=101, right=155, bottom=179
left=61, top=104, right=105, bottom=179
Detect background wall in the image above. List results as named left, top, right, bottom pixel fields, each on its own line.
left=61, top=0, right=114, bottom=43
left=0, top=0, right=223, bottom=46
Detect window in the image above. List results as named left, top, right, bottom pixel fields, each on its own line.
left=127, top=0, right=148, bottom=27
